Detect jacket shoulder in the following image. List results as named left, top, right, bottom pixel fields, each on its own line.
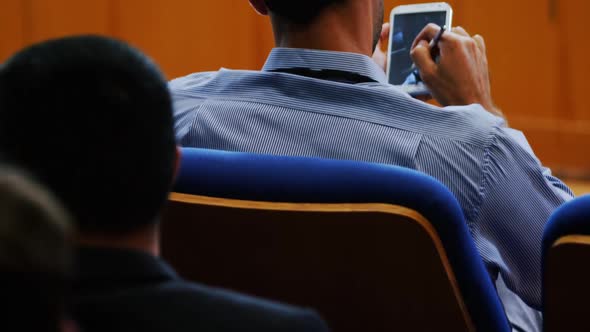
left=75, top=278, right=329, bottom=332
left=163, top=280, right=330, bottom=332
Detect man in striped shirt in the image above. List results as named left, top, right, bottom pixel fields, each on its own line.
left=171, top=1, right=573, bottom=330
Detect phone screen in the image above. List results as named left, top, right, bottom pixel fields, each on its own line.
left=389, top=11, right=447, bottom=86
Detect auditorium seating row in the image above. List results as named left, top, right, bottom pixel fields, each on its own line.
left=161, top=147, right=590, bottom=332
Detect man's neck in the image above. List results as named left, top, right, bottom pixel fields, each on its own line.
left=270, top=2, right=375, bottom=56
left=76, top=224, right=160, bottom=257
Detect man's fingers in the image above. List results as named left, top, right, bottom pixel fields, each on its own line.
left=414, top=94, right=433, bottom=102
left=374, top=23, right=390, bottom=52
left=412, top=23, right=442, bottom=49
left=473, top=34, right=486, bottom=54
left=410, top=40, right=437, bottom=82
left=380, top=23, right=390, bottom=43
left=372, top=23, right=390, bottom=71
left=452, top=26, right=470, bottom=37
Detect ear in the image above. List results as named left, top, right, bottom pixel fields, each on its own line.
left=248, top=0, right=269, bottom=15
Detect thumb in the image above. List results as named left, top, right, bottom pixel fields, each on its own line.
left=380, top=23, right=390, bottom=44
left=410, top=40, right=436, bottom=81
left=375, top=23, right=390, bottom=51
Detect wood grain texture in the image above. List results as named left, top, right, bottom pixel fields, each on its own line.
left=27, top=0, right=111, bottom=43
left=113, top=0, right=267, bottom=79
left=557, top=0, right=590, bottom=123
left=545, top=236, right=590, bottom=331
left=0, top=0, right=27, bottom=62
left=460, top=0, right=559, bottom=119
left=164, top=193, right=476, bottom=332
left=0, top=0, right=588, bottom=173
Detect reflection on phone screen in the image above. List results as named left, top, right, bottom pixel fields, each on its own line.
left=389, top=11, right=447, bottom=86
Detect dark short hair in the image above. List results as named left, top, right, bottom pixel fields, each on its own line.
left=0, top=36, right=176, bottom=234
left=0, top=168, right=72, bottom=332
left=265, top=0, right=346, bottom=24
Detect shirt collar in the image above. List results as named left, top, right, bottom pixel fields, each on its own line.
left=262, top=48, right=388, bottom=84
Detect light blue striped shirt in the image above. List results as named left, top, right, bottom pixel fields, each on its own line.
left=170, top=48, right=573, bottom=330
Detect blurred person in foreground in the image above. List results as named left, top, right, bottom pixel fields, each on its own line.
left=0, top=36, right=329, bottom=332
left=170, top=1, right=574, bottom=331
left=0, top=168, right=74, bottom=332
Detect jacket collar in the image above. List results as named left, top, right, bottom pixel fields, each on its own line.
left=74, top=246, right=178, bottom=288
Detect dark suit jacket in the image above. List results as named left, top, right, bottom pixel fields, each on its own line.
left=72, top=247, right=330, bottom=332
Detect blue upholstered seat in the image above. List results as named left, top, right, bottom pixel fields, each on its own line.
left=170, top=147, right=510, bottom=332
left=543, top=195, right=590, bottom=250
left=543, top=195, right=590, bottom=331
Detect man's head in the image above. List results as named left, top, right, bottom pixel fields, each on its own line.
left=0, top=36, right=177, bottom=235
left=0, top=168, right=72, bottom=332
left=261, top=0, right=347, bottom=24
left=250, top=0, right=384, bottom=54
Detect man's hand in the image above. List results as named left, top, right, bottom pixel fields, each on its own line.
left=410, top=24, right=503, bottom=117
left=373, top=23, right=438, bottom=102
left=372, top=23, right=390, bottom=72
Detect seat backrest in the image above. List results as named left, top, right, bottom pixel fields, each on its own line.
left=543, top=195, right=590, bottom=332
left=161, top=148, right=509, bottom=332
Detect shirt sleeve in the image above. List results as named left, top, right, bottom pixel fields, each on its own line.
left=470, top=126, right=574, bottom=310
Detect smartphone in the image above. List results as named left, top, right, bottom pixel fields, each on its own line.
left=386, top=2, right=453, bottom=96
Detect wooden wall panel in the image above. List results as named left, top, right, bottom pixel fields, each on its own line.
left=559, top=0, right=590, bottom=123
left=553, top=0, right=590, bottom=175
left=0, top=0, right=588, bottom=173
left=28, top=0, right=111, bottom=43
left=113, top=0, right=267, bottom=79
left=460, top=0, right=558, bottom=119
left=0, top=0, right=26, bottom=62
left=459, top=0, right=563, bottom=169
